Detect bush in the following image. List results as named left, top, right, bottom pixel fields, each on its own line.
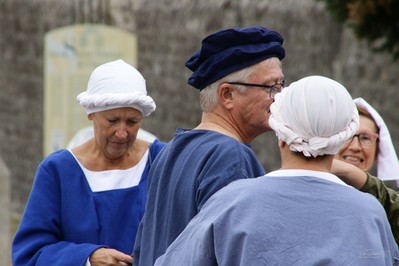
left=318, top=0, right=399, bottom=59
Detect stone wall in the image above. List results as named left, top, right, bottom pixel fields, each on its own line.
left=0, top=156, right=11, bottom=266
left=1, top=0, right=399, bottom=263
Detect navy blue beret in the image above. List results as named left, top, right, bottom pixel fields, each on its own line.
left=185, top=26, right=285, bottom=90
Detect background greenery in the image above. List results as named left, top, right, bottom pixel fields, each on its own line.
left=319, top=0, right=399, bottom=59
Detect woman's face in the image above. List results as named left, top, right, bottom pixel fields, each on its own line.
left=335, top=115, right=378, bottom=172
left=90, top=107, right=143, bottom=160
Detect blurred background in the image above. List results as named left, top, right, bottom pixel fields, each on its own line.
left=1, top=0, right=398, bottom=264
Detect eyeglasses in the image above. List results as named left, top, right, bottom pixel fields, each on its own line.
left=227, top=80, right=286, bottom=99
left=347, top=133, right=379, bottom=147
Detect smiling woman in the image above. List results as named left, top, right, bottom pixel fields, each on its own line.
left=335, top=97, right=399, bottom=182
left=332, top=97, right=399, bottom=245
left=335, top=105, right=379, bottom=173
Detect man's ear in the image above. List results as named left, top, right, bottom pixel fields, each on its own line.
left=88, top=113, right=93, bottom=121
left=219, top=83, right=234, bottom=109
left=278, top=140, right=286, bottom=148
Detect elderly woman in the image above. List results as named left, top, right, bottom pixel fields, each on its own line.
left=333, top=97, right=399, bottom=244
left=12, top=59, right=165, bottom=266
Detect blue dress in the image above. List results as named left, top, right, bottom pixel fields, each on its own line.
left=12, top=139, right=165, bottom=266
left=155, top=171, right=399, bottom=266
left=133, top=129, right=266, bottom=265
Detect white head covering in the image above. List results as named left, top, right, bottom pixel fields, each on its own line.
left=77, top=59, right=156, bottom=116
left=269, top=75, right=359, bottom=157
left=353, top=97, right=399, bottom=181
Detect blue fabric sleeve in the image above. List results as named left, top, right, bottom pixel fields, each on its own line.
left=12, top=153, right=106, bottom=266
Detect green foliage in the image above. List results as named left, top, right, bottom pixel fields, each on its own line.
left=318, top=0, right=399, bottom=60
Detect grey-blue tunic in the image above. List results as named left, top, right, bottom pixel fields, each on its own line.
left=156, top=172, right=399, bottom=266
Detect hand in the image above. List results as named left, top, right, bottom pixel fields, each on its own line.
left=331, top=159, right=368, bottom=189
left=89, top=248, right=133, bottom=266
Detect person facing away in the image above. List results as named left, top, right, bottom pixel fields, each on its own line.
left=133, top=26, right=285, bottom=265
left=154, top=75, right=399, bottom=266
left=332, top=97, right=399, bottom=244
left=12, top=59, right=165, bottom=266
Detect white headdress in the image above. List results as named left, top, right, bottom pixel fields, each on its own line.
left=269, top=75, right=359, bottom=157
left=353, top=97, right=399, bottom=181
left=77, top=59, right=156, bottom=116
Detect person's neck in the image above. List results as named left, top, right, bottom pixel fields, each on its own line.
left=280, top=159, right=332, bottom=173
left=195, top=112, right=249, bottom=143
left=73, top=139, right=149, bottom=171
left=279, top=143, right=333, bottom=173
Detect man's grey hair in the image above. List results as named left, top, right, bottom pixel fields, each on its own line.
left=199, top=57, right=281, bottom=112
left=199, top=66, right=252, bottom=112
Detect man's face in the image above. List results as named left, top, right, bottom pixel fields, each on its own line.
left=231, top=58, right=284, bottom=140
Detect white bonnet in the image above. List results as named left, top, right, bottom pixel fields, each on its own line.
left=269, top=75, right=359, bottom=157
left=353, top=97, right=399, bottom=180
left=77, top=59, right=156, bottom=116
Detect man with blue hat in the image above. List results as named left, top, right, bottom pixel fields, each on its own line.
left=133, top=26, right=286, bottom=266
left=154, top=75, right=399, bottom=265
